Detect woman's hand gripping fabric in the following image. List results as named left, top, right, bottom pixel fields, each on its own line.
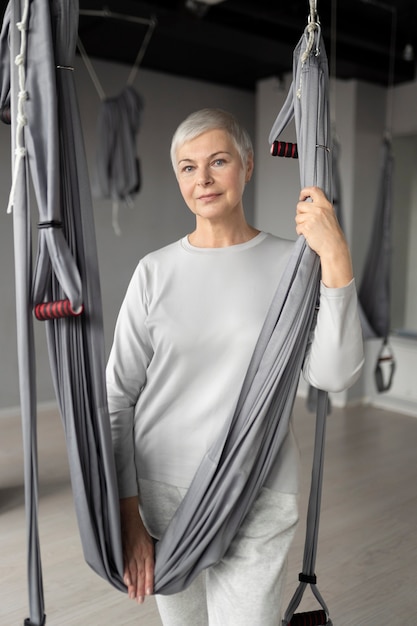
left=295, top=186, right=353, bottom=289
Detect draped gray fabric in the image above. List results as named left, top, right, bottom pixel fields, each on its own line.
left=358, top=138, right=394, bottom=340
left=1, top=3, right=46, bottom=624
left=1, top=2, right=125, bottom=624
left=358, top=138, right=395, bottom=392
left=154, top=235, right=321, bottom=594
left=332, top=136, right=344, bottom=233
left=153, top=23, right=332, bottom=601
left=269, top=24, right=333, bottom=626
left=306, top=133, right=344, bottom=415
left=92, top=85, right=143, bottom=203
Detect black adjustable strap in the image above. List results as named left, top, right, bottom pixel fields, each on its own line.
left=375, top=337, right=396, bottom=393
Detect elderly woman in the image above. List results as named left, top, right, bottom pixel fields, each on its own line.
left=106, top=108, right=364, bottom=626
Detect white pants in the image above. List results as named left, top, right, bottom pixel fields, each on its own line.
left=139, top=479, right=299, bottom=626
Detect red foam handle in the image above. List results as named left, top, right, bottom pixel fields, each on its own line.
left=34, top=299, right=84, bottom=321
left=270, top=140, right=298, bottom=158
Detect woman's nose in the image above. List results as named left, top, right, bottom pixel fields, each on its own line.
left=197, top=168, right=213, bottom=186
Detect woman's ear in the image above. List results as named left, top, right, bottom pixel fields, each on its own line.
left=245, top=152, right=254, bottom=183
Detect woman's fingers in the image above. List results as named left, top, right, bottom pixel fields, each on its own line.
left=119, top=498, right=155, bottom=603
left=134, top=552, right=154, bottom=603
left=123, top=531, right=154, bottom=603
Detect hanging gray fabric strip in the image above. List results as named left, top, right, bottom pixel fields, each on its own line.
left=2, top=2, right=125, bottom=624
left=268, top=23, right=333, bottom=626
left=92, top=86, right=143, bottom=203
left=358, top=138, right=395, bottom=392
left=5, top=1, right=46, bottom=624
left=358, top=138, right=394, bottom=340
left=154, top=237, right=321, bottom=594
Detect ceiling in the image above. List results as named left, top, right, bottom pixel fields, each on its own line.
left=1, top=0, right=417, bottom=90
left=75, top=0, right=417, bottom=91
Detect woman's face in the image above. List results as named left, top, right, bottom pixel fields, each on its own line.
left=175, top=128, right=253, bottom=224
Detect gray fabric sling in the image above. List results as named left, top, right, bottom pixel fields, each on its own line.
left=358, top=138, right=395, bottom=391
left=154, top=23, right=333, bottom=599
left=92, top=85, right=143, bottom=203
left=306, top=133, right=343, bottom=416
left=1, top=2, right=125, bottom=625
left=2, top=2, right=332, bottom=624
left=359, top=137, right=393, bottom=339
left=154, top=23, right=333, bottom=626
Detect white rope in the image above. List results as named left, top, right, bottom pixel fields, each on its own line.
left=301, top=15, right=320, bottom=64
left=309, top=0, right=318, bottom=22
left=7, top=0, right=30, bottom=214
left=297, top=1, right=321, bottom=100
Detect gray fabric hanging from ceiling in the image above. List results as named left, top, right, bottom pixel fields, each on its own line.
left=358, top=138, right=395, bottom=392
left=358, top=138, right=394, bottom=340
left=270, top=23, right=334, bottom=625
left=1, top=2, right=125, bottom=624
left=92, top=85, right=143, bottom=203
left=306, top=133, right=344, bottom=415
left=1, top=3, right=45, bottom=624
left=332, top=135, right=344, bottom=232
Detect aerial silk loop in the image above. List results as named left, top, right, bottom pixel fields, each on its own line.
left=268, top=15, right=333, bottom=626
left=306, top=133, right=343, bottom=415
left=358, top=137, right=395, bottom=392
left=91, top=85, right=144, bottom=236
left=77, top=15, right=155, bottom=235
left=1, top=2, right=125, bottom=625
left=357, top=1, right=396, bottom=394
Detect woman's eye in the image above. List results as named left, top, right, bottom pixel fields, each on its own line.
left=213, top=158, right=225, bottom=167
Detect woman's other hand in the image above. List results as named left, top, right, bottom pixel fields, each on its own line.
left=120, top=496, right=155, bottom=604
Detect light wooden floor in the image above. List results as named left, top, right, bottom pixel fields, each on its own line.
left=1, top=398, right=416, bottom=625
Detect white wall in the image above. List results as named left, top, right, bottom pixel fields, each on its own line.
left=0, top=57, right=255, bottom=411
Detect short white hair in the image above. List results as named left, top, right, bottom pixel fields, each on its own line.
left=170, top=108, right=253, bottom=173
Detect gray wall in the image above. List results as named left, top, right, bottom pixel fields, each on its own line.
left=0, top=57, right=255, bottom=410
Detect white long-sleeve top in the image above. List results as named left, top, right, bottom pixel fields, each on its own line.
left=106, top=232, right=364, bottom=498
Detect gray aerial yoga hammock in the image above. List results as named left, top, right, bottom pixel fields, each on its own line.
left=1, top=2, right=125, bottom=625
left=305, top=133, right=343, bottom=416
left=1, top=1, right=332, bottom=625
left=77, top=13, right=155, bottom=235
left=92, top=86, right=143, bottom=201
left=92, top=85, right=143, bottom=235
left=358, top=137, right=396, bottom=392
